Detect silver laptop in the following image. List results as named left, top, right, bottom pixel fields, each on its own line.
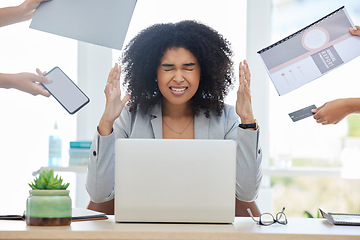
left=114, top=139, right=236, bottom=223
left=30, top=0, right=137, bottom=50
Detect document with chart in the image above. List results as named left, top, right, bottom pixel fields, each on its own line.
left=258, top=6, right=360, bottom=96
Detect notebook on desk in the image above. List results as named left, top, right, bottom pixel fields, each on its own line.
left=114, top=139, right=236, bottom=223
left=0, top=208, right=107, bottom=221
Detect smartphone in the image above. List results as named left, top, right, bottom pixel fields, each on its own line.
left=42, top=67, right=90, bottom=114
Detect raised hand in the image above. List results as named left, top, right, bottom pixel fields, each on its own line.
left=98, top=63, right=131, bottom=136
left=236, top=60, right=255, bottom=125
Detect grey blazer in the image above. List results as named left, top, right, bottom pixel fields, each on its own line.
left=86, top=103, right=262, bottom=203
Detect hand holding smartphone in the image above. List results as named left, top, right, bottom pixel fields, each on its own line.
left=41, top=67, right=90, bottom=114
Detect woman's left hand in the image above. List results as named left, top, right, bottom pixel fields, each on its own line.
left=236, top=60, right=255, bottom=124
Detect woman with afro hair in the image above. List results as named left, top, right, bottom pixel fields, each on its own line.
left=87, top=20, right=262, bottom=206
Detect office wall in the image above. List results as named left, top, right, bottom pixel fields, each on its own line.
left=77, top=43, right=112, bottom=141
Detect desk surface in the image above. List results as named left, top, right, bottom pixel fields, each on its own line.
left=1, top=216, right=359, bottom=240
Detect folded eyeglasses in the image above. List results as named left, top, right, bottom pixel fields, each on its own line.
left=247, top=207, right=288, bottom=226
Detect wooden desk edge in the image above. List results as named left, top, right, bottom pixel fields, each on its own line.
left=1, top=230, right=359, bottom=240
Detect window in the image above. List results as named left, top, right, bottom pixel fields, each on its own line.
left=0, top=0, right=77, bottom=212
left=270, top=0, right=360, bottom=216
left=1, top=0, right=247, bottom=211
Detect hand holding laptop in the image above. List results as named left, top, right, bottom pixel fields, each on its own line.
left=0, top=0, right=50, bottom=27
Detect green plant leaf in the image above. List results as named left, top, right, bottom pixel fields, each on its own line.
left=28, top=169, right=69, bottom=190
left=304, top=210, right=314, bottom=218
left=317, top=209, right=321, bottom=218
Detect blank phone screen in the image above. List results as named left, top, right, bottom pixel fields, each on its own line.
left=43, top=67, right=89, bottom=114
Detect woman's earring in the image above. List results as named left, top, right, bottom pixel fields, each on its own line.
left=155, top=78, right=158, bottom=82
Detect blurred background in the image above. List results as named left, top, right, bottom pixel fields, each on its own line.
left=1, top=0, right=359, bottom=217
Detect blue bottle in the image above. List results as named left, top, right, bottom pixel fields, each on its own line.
left=48, top=122, right=62, bottom=167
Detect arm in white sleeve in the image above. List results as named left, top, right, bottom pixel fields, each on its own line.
left=86, top=130, right=116, bottom=203
left=223, top=106, right=262, bottom=202
left=235, top=127, right=262, bottom=202
left=86, top=108, right=131, bottom=203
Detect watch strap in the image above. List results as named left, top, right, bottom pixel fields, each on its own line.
left=238, top=121, right=258, bottom=130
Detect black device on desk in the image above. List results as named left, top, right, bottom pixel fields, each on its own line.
left=42, top=66, right=90, bottom=114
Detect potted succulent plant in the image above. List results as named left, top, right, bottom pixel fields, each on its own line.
left=26, top=169, right=72, bottom=226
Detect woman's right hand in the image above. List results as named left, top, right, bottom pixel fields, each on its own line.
left=98, top=63, right=131, bottom=136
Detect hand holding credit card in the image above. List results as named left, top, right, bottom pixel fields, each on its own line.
left=289, top=105, right=317, bottom=122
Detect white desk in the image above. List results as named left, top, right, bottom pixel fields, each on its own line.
left=0, top=216, right=359, bottom=240
left=263, top=167, right=342, bottom=177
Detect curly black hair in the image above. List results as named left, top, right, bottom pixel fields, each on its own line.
left=121, top=20, right=234, bottom=117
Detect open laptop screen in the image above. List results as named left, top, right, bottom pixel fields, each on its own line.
left=114, top=139, right=236, bottom=223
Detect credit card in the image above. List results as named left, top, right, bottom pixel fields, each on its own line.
left=289, top=105, right=317, bottom=122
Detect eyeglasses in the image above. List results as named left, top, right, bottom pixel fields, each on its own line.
left=247, top=207, right=288, bottom=226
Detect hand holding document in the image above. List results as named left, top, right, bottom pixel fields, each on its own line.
left=259, top=6, right=360, bottom=96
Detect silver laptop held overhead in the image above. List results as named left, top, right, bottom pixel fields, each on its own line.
left=114, top=139, right=236, bottom=223
left=30, top=0, right=137, bottom=50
